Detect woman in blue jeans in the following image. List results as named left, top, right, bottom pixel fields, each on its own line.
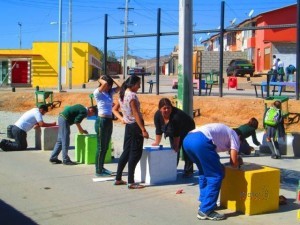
left=183, top=123, right=242, bottom=221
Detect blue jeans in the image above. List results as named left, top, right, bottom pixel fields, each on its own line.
left=183, top=131, right=224, bottom=214
left=270, top=70, right=278, bottom=82
left=94, top=116, right=113, bottom=174
left=50, top=116, right=71, bottom=162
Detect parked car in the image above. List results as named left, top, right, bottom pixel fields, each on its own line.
left=226, top=59, right=255, bottom=77
left=128, top=67, right=145, bottom=75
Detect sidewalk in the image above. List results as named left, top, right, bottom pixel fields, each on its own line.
left=0, top=111, right=299, bottom=225
left=0, top=74, right=298, bottom=99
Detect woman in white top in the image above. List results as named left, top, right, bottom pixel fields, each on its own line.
left=112, top=75, right=149, bottom=189
left=94, top=75, right=121, bottom=176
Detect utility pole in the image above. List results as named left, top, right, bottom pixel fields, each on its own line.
left=68, top=0, right=73, bottom=89
left=18, top=22, right=22, bottom=49
left=123, top=0, right=129, bottom=79
left=178, top=0, right=193, bottom=116
left=57, top=0, right=63, bottom=92
left=119, top=0, right=134, bottom=79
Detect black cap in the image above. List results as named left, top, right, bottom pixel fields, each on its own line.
left=38, top=104, right=48, bottom=112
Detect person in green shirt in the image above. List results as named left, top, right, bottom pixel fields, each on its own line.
left=49, top=104, right=97, bottom=165
left=237, top=117, right=261, bottom=155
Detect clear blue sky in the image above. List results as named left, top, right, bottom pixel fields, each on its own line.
left=0, top=0, right=296, bottom=58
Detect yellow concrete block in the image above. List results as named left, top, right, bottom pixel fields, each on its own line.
left=220, top=163, right=280, bottom=215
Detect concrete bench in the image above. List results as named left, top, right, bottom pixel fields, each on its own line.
left=251, top=82, right=286, bottom=98
left=172, top=79, right=209, bottom=95
left=35, top=126, right=59, bottom=150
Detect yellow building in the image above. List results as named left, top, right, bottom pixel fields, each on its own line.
left=0, top=42, right=102, bottom=88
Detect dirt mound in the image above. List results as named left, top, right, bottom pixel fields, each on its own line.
left=0, top=91, right=299, bottom=132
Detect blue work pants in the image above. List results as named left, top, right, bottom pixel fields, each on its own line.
left=183, top=131, right=224, bottom=214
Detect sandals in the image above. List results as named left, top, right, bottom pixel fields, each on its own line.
left=128, top=183, right=145, bottom=189
left=114, top=180, right=127, bottom=185
left=114, top=180, right=145, bottom=189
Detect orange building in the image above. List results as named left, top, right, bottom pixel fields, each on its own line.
left=201, top=4, right=297, bottom=73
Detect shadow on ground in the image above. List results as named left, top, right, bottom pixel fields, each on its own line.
left=0, top=200, right=38, bottom=225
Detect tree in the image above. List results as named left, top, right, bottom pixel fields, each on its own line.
left=107, top=51, right=118, bottom=62
left=100, top=50, right=118, bottom=73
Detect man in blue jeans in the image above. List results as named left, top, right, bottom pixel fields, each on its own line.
left=0, top=104, right=56, bottom=151
left=49, top=104, right=97, bottom=165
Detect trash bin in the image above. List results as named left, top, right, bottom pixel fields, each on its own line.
left=228, top=76, right=237, bottom=89
left=264, top=96, right=289, bottom=117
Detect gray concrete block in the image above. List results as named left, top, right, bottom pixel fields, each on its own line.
left=35, top=126, right=59, bottom=150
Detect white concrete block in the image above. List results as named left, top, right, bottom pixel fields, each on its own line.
left=135, top=146, right=177, bottom=185
left=246, top=130, right=300, bottom=156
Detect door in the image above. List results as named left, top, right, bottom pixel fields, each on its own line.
left=11, top=61, right=28, bottom=83
left=257, top=48, right=260, bottom=72
left=0, top=61, right=8, bottom=84
left=264, top=47, right=271, bottom=71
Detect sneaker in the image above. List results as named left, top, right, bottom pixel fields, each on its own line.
left=0, top=139, right=6, bottom=151
left=63, top=160, right=77, bottom=165
left=271, top=155, right=281, bottom=159
left=103, top=168, right=113, bottom=175
left=49, top=158, right=62, bottom=164
left=182, top=171, right=193, bottom=178
left=197, top=211, right=226, bottom=221
left=95, top=172, right=112, bottom=177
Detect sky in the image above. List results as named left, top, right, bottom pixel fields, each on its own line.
left=0, top=0, right=297, bottom=59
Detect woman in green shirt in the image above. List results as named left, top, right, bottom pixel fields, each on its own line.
left=237, top=117, right=261, bottom=155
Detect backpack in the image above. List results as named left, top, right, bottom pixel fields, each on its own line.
left=264, top=107, right=280, bottom=126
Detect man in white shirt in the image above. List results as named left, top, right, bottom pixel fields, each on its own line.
left=271, top=55, right=278, bottom=82
left=277, top=58, right=285, bottom=82
left=0, top=105, right=56, bottom=151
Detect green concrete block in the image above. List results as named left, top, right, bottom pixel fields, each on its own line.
left=84, top=134, right=97, bottom=165
left=84, top=134, right=113, bottom=165
left=75, top=134, right=86, bottom=163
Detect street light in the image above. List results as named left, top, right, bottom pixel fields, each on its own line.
left=50, top=1, right=72, bottom=90
left=57, top=0, right=63, bottom=92
left=68, top=0, right=72, bottom=89
left=18, top=22, right=22, bottom=49
left=51, top=20, right=66, bottom=92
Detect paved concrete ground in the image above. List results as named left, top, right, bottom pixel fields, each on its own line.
left=0, top=75, right=299, bottom=225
